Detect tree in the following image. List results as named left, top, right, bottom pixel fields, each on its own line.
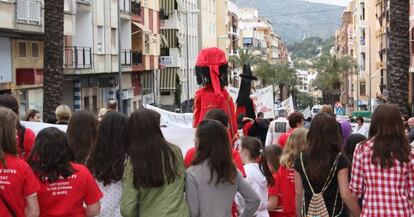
left=312, top=54, right=355, bottom=105
left=43, top=0, right=64, bottom=122
left=228, top=48, right=262, bottom=68
left=296, top=92, right=316, bottom=110
left=255, top=62, right=298, bottom=101
left=387, top=0, right=410, bottom=115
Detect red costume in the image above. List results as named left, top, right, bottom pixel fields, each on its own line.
left=193, top=48, right=238, bottom=140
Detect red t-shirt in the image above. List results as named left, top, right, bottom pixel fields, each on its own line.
left=16, top=127, right=36, bottom=160
left=278, top=128, right=295, bottom=148
left=184, top=147, right=246, bottom=176
left=36, top=163, right=103, bottom=217
left=0, top=154, right=40, bottom=217
left=272, top=166, right=296, bottom=217
left=268, top=173, right=284, bottom=217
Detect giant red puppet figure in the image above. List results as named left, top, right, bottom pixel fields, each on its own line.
left=193, top=48, right=238, bottom=140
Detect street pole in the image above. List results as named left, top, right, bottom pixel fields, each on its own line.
left=186, top=11, right=191, bottom=112
left=117, top=0, right=123, bottom=113
left=368, top=27, right=372, bottom=112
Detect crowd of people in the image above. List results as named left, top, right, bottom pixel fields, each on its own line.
left=1, top=91, right=414, bottom=217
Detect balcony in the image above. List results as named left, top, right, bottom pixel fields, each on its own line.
left=64, top=46, right=93, bottom=69
left=131, top=2, right=141, bottom=16
left=16, top=68, right=43, bottom=86
left=132, top=50, right=143, bottom=65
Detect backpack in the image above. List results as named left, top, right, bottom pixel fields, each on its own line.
left=300, top=153, right=342, bottom=217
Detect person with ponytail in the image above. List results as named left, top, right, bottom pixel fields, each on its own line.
left=240, top=137, right=274, bottom=217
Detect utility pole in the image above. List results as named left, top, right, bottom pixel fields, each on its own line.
left=186, top=10, right=190, bottom=112
left=117, top=0, right=123, bottom=113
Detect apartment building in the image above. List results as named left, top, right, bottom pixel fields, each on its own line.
left=0, top=0, right=44, bottom=116
left=198, top=0, right=216, bottom=49
left=159, top=0, right=198, bottom=109
left=335, top=3, right=356, bottom=112
left=239, top=8, right=272, bottom=62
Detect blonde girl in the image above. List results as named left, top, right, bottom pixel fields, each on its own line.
left=269, top=128, right=308, bottom=217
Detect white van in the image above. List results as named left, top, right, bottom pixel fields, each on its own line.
left=311, top=105, right=323, bottom=117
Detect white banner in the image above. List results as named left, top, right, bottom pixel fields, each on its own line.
left=21, top=121, right=195, bottom=155
left=145, top=104, right=193, bottom=129
left=275, top=96, right=295, bottom=115
left=227, top=86, right=275, bottom=119
left=302, top=106, right=312, bottom=118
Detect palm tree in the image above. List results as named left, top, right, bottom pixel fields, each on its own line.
left=312, top=54, right=355, bottom=105
left=387, top=0, right=410, bottom=115
left=228, top=48, right=262, bottom=68
left=255, top=62, right=297, bottom=101
left=43, top=0, right=64, bottom=122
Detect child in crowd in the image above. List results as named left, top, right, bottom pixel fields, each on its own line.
left=265, top=145, right=283, bottom=217
left=186, top=120, right=260, bottom=217
left=87, top=112, right=129, bottom=217
left=272, top=128, right=308, bottom=217
left=0, top=107, right=39, bottom=217
left=240, top=137, right=275, bottom=217
left=28, top=127, right=102, bottom=217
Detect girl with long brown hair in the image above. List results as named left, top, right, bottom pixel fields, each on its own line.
left=186, top=120, right=260, bottom=217
left=0, top=107, right=39, bottom=217
left=350, top=104, right=414, bottom=216
left=120, top=108, right=189, bottom=217
left=294, top=112, right=360, bottom=217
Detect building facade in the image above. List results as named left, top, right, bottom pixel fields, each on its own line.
left=197, top=0, right=216, bottom=49
left=159, top=0, right=198, bottom=110
left=0, top=0, right=44, bottom=117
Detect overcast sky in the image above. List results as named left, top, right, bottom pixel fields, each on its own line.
left=308, top=0, right=350, bottom=6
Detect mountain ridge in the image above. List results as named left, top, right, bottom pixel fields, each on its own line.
left=234, top=0, right=345, bottom=45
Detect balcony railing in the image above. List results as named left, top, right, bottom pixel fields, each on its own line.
left=64, top=46, right=93, bottom=69
left=132, top=50, right=143, bottom=65
left=131, top=2, right=141, bottom=16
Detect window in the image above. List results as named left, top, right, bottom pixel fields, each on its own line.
left=97, top=26, right=104, bottom=54
left=111, top=28, right=117, bottom=53
left=17, top=0, right=41, bottom=24
left=32, top=42, right=39, bottom=57
left=19, top=42, right=27, bottom=57
left=360, top=82, right=366, bottom=96
left=360, top=2, right=365, bottom=21
left=411, top=28, right=414, bottom=54
left=84, top=96, right=90, bottom=111
left=360, top=53, right=366, bottom=71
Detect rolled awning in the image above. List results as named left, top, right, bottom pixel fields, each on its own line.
left=160, top=0, right=176, bottom=15
left=160, top=68, right=177, bottom=91
left=161, top=29, right=178, bottom=48
left=132, top=22, right=151, bottom=34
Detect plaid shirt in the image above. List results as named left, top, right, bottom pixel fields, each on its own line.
left=350, top=139, right=414, bottom=217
